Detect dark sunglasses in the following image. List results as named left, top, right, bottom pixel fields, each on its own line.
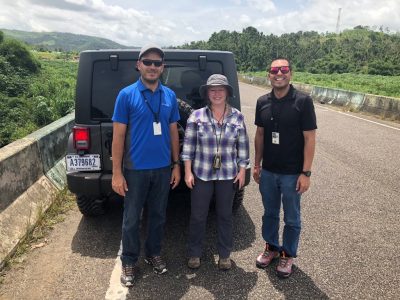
left=269, top=66, right=290, bottom=75
left=141, top=59, right=163, bottom=67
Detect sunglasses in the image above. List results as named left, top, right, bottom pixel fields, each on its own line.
left=141, top=59, right=163, bottom=67
left=269, top=66, right=290, bottom=75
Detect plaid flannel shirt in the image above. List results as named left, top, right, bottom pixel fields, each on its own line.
left=181, top=106, right=250, bottom=181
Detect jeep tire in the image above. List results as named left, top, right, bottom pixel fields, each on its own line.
left=76, top=194, right=106, bottom=216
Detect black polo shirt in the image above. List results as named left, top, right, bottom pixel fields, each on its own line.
left=255, top=85, right=317, bottom=174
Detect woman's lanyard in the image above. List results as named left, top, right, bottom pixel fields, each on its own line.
left=208, top=104, right=226, bottom=170
left=141, top=91, right=161, bottom=123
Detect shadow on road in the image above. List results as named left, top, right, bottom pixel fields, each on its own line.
left=69, top=193, right=326, bottom=299
left=265, top=262, right=329, bottom=299
left=128, top=195, right=258, bottom=299
left=70, top=192, right=258, bottom=298
left=70, top=199, right=123, bottom=258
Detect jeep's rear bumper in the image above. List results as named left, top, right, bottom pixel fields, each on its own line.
left=67, top=172, right=113, bottom=196
left=67, top=166, right=252, bottom=196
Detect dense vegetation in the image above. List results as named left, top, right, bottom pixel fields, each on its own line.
left=0, top=32, right=77, bottom=148
left=1, top=28, right=129, bottom=52
left=181, top=26, right=400, bottom=76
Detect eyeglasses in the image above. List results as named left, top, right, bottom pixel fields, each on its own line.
left=269, top=66, right=290, bottom=75
left=141, top=59, right=163, bottom=67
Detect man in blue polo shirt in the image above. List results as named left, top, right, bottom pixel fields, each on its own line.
left=111, top=43, right=180, bottom=287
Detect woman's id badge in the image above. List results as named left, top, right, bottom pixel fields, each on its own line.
left=153, top=122, right=162, bottom=135
left=272, top=132, right=279, bottom=144
left=213, top=153, right=222, bottom=169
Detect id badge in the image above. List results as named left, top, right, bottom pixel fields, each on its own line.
left=153, top=122, right=162, bottom=135
left=272, top=132, right=280, bottom=144
left=213, top=153, right=222, bottom=169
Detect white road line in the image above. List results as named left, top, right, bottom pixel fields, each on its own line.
left=105, top=255, right=129, bottom=300
left=315, top=104, right=400, bottom=131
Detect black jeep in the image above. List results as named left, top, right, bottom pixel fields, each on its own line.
left=66, top=49, right=250, bottom=216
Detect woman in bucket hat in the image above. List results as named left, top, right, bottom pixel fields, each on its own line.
left=181, top=74, right=250, bottom=270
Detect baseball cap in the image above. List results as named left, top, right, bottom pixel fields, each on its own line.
left=138, top=43, right=164, bottom=60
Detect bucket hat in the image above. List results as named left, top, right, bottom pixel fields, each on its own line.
left=199, top=74, right=233, bottom=99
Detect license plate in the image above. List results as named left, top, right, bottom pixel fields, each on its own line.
left=66, top=154, right=101, bottom=172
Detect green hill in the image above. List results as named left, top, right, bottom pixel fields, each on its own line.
left=1, top=29, right=130, bottom=52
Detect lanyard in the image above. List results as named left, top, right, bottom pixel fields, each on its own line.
left=141, top=91, right=162, bottom=123
left=207, top=105, right=226, bottom=154
left=270, top=101, right=283, bottom=132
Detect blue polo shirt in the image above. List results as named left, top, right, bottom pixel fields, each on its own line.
left=112, top=78, right=180, bottom=170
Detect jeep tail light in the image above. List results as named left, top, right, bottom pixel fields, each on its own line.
left=73, top=127, right=90, bottom=150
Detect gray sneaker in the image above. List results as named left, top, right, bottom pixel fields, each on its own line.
left=144, top=256, right=168, bottom=274
left=218, top=258, right=232, bottom=271
left=120, top=265, right=136, bottom=287
left=188, top=257, right=201, bottom=269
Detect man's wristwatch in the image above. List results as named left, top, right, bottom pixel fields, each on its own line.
left=171, top=160, right=180, bottom=168
left=301, top=171, right=312, bottom=177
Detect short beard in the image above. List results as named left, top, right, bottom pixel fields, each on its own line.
left=142, top=77, right=158, bottom=85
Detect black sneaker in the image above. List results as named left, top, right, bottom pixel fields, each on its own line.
left=120, top=265, right=136, bottom=287
left=144, top=256, right=168, bottom=274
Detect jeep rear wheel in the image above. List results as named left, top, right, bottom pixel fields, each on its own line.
left=76, top=194, right=106, bottom=216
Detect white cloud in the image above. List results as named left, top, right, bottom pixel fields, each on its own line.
left=239, top=14, right=251, bottom=25
left=0, top=0, right=399, bottom=46
left=65, top=0, right=86, bottom=5
left=255, top=0, right=400, bottom=35
left=186, top=26, right=201, bottom=35
left=247, top=0, right=276, bottom=13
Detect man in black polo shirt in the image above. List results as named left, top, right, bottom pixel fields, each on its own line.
left=253, top=57, right=317, bottom=278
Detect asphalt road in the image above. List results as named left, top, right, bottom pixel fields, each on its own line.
left=1, top=82, right=400, bottom=300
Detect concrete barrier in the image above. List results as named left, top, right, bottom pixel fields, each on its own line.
left=292, top=83, right=313, bottom=95
left=362, top=94, right=400, bottom=120
left=0, top=112, right=74, bottom=269
left=239, top=74, right=400, bottom=121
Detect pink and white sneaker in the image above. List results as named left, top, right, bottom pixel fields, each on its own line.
left=256, top=243, right=279, bottom=269
left=276, top=252, right=294, bottom=278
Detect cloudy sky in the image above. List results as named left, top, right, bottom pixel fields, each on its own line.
left=0, top=0, right=399, bottom=47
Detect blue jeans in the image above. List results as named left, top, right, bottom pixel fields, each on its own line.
left=121, top=166, right=171, bottom=266
left=259, top=169, right=301, bottom=257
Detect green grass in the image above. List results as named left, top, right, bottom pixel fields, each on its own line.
left=247, top=71, right=400, bottom=99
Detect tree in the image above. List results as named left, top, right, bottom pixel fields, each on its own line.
left=0, top=39, right=40, bottom=73
left=178, top=27, right=400, bottom=76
